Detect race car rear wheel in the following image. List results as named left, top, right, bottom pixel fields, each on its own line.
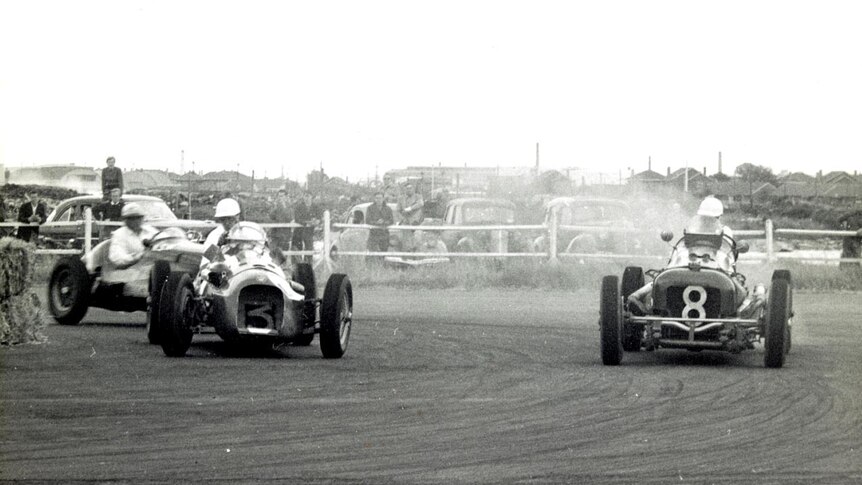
left=158, top=272, right=195, bottom=357
left=320, top=274, right=353, bottom=359
left=146, top=260, right=171, bottom=344
left=600, top=275, right=623, bottom=365
left=764, top=278, right=790, bottom=368
left=621, top=266, right=644, bottom=352
left=772, top=270, right=793, bottom=353
left=48, top=256, right=90, bottom=326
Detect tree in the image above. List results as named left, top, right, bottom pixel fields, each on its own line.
left=734, top=163, right=778, bottom=186
left=735, top=163, right=778, bottom=210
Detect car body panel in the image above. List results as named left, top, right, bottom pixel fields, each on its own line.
left=536, top=196, right=637, bottom=254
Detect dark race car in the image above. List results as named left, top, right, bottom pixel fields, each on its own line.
left=599, top=215, right=793, bottom=368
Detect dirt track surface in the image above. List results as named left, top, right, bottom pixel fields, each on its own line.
left=2, top=288, right=861, bottom=483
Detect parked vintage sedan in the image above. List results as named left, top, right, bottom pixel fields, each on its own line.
left=39, top=194, right=214, bottom=248
left=439, top=198, right=529, bottom=253
left=533, top=197, right=638, bottom=255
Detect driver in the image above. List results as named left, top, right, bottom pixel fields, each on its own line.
left=626, top=196, right=735, bottom=315
left=696, top=196, right=733, bottom=239
left=201, top=198, right=242, bottom=268
left=108, top=202, right=157, bottom=269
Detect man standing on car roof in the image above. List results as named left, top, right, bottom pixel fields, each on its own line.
left=108, top=203, right=157, bottom=269
left=201, top=198, right=241, bottom=268
left=101, top=156, right=123, bottom=200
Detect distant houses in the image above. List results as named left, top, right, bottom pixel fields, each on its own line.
left=629, top=167, right=862, bottom=207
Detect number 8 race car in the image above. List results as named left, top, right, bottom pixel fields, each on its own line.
left=599, top=215, right=792, bottom=368
left=151, top=221, right=353, bottom=358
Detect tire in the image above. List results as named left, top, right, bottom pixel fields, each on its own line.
left=294, top=263, right=317, bottom=300
left=158, top=272, right=195, bottom=357
left=772, top=270, right=793, bottom=353
left=764, top=278, right=790, bottom=368
left=48, top=256, right=90, bottom=325
left=320, top=274, right=353, bottom=359
left=620, top=266, right=644, bottom=352
left=291, top=263, right=317, bottom=346
left=146, top=260, right=171, bottom=344
left=600, top=275, right=623, bottom=366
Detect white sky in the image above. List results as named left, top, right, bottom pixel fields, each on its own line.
left=2, top=0, right=861, bottom=181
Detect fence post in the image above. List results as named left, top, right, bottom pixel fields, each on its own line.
left=322, top=210, right=333, bottom=271
left=84, top=207, right=93, bottom=253
left=765, top=218, right=774, bottom=264
left=548, top=205, right=559, bottom=264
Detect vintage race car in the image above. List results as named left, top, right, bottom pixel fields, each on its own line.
left=47, top=227, right=205, bottom=344
left=599, top=215, right=793, bottom=368
left=153, top=221, right=353, bottom=358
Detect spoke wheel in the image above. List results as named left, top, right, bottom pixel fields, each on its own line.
left=48, top=256, right=90, bottom=325
left=320, top=274, right=353, bottom=359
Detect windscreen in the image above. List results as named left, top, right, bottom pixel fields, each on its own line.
left=462, top=205, right=515, bottom=224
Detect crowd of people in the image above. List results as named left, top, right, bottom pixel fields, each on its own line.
left=1, top=155, right=861, bottom=267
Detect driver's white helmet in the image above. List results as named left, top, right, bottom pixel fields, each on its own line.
left=697, top=197, right=724, bottom=218
left=214, top=198, right=241, bottom=218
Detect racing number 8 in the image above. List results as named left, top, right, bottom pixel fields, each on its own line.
left=682, top=285, right=707, bottom=319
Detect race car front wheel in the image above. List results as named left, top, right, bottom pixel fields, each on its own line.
left=146, top=260, right=171, bottom=345
left=158, top=272, right=195, bottom=357
left=621, top=266, right=644, bottom=352
left=600, top=275, right=623, bottom=365
left=320, top=274, right=353, bottom=359
left=48, top=256, right=90, bottom=326
left=764, top=278, right=790, bottom=368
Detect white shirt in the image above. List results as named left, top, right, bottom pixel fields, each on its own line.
left=200, top=225, right=227, bottom=268
left=108, top=224, right=157, bottom=268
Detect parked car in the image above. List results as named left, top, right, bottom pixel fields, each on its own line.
left=599, top=215, right=792, bottom=368
left=532, top=197, right=638, bottom=254
left=39, top=194, right=214, bottom=248
left=47, top=227, right=206, bottom=343
left=438, top=198, right=529, bottom=253
left=154, top=221, right=353, bottom=358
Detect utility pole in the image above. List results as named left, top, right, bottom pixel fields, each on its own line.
left=535, top=142, right=540, bottom=175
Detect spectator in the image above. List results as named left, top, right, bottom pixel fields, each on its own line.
left=366, top=191, right=394, bottom=256
left=16, top=191, right=47, bottom=242
left=97, top=188, right=125, bottom=221
left=838, top=210, right=862, bottom=268
left=435, top=188, right=450, bottom=218
left=397, top=183, right=424, bottom=225
left=101, top=156, right=124, bottom=200
left=108, top=203, right=157, bottom=269
left=269, top=188, right=293, bottom=257
left=0, top=195, right=7, bottom=237
left=292, top=191, right=322, bottom=263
